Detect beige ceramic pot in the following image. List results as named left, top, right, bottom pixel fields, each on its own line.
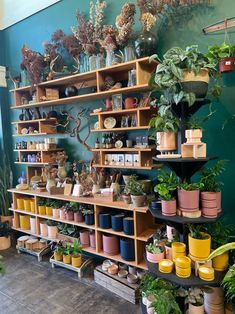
left=185, top=129, right=202, bottom=144
left=188, top=303, right=204, bottom=314
left=156, top=132, right=176, bottom=152
left=131, top=195, right=146, bottom=207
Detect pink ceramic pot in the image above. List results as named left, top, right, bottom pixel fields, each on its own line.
left=146, top=250, right=165, bottom=263
left=52, top=208, right=60, bottom=219
left=65, top=211, right=74, bottom=221
left=48, top=226, right=58, bottom=239
left=89, top=232, right=96, bottom=249
left=102, top=234, right=119, bottom=256
left=178, top=189, right=199, bottom=211
left=165, top=246, right=172, bottom=260
left=59, top=209, right=65, bottom=220
left=216, top=191, right=222, bottom=212
left=30, top=217, right=37, bottom=234
left=202, top=207, right=218, bottom=218
left=40, top=222, right=48, bottom=237
left=79, top=229, right=90, bottom=247
left=74, top=212, right=84, bottom=223
left=161, top=200, right=176, bottom=216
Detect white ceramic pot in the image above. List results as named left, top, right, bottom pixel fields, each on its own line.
left=30, top=217, right=37, bottom=234
left=59, top=209, right=65, bottom=220
left=142, top=295, right=147, bottom=306
left=40, top=222, right=48, bottom=237
left=52, top=208, right=60, bottom=219
left=48, top=226, right=58, bottom=239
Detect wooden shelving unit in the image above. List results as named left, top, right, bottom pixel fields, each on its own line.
left=9, top=188, right=159, bottom=269
left=14, top=147, right=63, bottom=165
left=12, top=118, right=59, bottom=136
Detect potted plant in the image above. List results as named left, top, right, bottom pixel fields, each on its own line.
left=146, top=243, right=165, bottom=264
left=204, top=220, right=233, bottom=271
left=53, top=242, right=64, bottom=261
left=178, top=181, right=203, bottom=213
left=71, top=239, right=82, bottom=267
left=47, top=220, right=58, bottom=239
left=207, top=43, right=235, bottom=73
left=149, top=105, right=179, bottom=153
left=45, top=199, right=53, bottom=216
left=140, top=273, right=156, bottom=306
left=151, top=289, right=181, bottom=314
left=186, top=287, right=204, bottom=314
left=72, top=203, right=83, bottom=222
left=51, top=200, right=63, bottom=219
left=124, top=175, right=146, bottom=207
left=185, top=116, right=203, bottom=144
left=64, top=203, right=75, bottom=221
left=154, top=169, right=178, bottom=216
left=81, top=205, right=94, bottom=225
left=62, top=242, right=73, bottom=264
left=200, top=160, right=226, bottom=217
left=150, top=45, right=218, bottom=106
left=188, top=224, right=211, bottom=261
left=223, top=264, right=235, bottom=313
left=0, top=155, right=13, bottom=224
left=38, top=199, right=46, bottom=215
left=0, top=222, right=11, bottom=250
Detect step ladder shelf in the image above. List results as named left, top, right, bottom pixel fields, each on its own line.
left=146, top=259, right=225, bottom=288
left=16, top=245, right=51, bottom=262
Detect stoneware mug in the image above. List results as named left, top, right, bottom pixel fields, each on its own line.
left=124, top=97, right=138, bottom=109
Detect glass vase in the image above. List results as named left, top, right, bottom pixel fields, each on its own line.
left=135, top=31, right=157, bottom=58
left=106, top=50, right=115, bottom=67
left=96, top=54, right=105, bottom=69
left=20, top=70, right=30, bottom=87
left=124, top=44, right=136, bottom=62
left=79, top=53, right=90, bottom=73
left=89, top=54, right=97, bottom=71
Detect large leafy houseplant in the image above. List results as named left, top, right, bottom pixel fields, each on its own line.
left=124, top=175, right=145, bottom=196
left=149, top=105, right=179, bottom=134
left=150, top=45, right=218, bottom=106
left=154, top=169, right=178, bottom=201
left=0, top=155, right=13, bottom=216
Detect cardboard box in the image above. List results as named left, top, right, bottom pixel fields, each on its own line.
left=125, top=154, right=133, bottom=167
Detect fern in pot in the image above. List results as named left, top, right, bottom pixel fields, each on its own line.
left=125, top=175, right=146, bottom=207
left=149, top=104, right=179, bottom=154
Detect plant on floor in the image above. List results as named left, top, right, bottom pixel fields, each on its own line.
left=223, top=264, right=235, bottom=307
left=0, top=222, right=11, bottom=238
left=186, top=287, right=204, bottom=307
left=149, top=45, right=218, bottom=106
left=188, top=224, right=209, bottom=240
left=200, top=160, right=227, bottom=192
left=146, top=243, right=164, bottom=254
left=0, top=155, right=13, bottom=217
left=140, top=273, right=157, bottom=297
left=151, top=289, right=182, bottom=314
left=154, top=169, right=178, bottom=201
left=124, top=175, right=145, bottom=196
left=149, top=104, right=179, bottom=134
left=180, top=181, right=203, bottom=191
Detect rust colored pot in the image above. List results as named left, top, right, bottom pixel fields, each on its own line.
left=65, top=211, right=74, bottom=221
left=161, top=200, right=176, bottom=216
left=178, top=189, right=199, bottom=212
left=219, top=57, right=235, bottom=73
left=216, top=191, right=222, bottom=212
left=74, top=212, right=84, bottom=223
left=102, top=234, right=119, bottom=256
left=201, top=192, right=218, bottom=218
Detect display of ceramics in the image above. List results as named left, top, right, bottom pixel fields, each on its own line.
left=21, top=128, right=28, bottom=134
left=104, top=117, right=116, bottom=129
left=115, top=140, right=123, bottom=148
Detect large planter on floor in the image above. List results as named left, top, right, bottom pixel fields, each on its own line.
left=161, top=200, right=177, bottom=216
left=30, top=217, right=37, bottom=234
left=131, top=195, right=146, bottom=207
left=72, top=254, right=82, bottom=267
left=0, top=236, right=11, bottom=250
left=188, top=233, right=211, bottom=261
left=89, top=231, right=96, bottom=249
left=40, top=222, right=48, bottom=237
left=74, top=212, right=84, bottom=223
left=19, top=215, right=30, bottom=230
left=123, top=217, right=134, bottom=235
left=111, top=214, right=124, bottom=232
left=99, top=212, right=111, bottom=229
left=85, top=214, right=94, bottom=225
left=48, top=226, right=58, bottom=239
left=120, top=238, right=135, bottom=261
left=178, top=189, right=200, bottom=212
left=102, top=234, right=119, bottom=256
left=188, top=303, right=204, bottom=314
left=181, top=68, right=209, bottom=98
left=79, top=229, right=90, bottom=247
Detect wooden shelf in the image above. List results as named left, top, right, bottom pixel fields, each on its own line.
left=92, top=146, right=156, bottom=152
left=90, top=107, right=152, bottom=116
left=14, top=148, right=63, bottom=152
left=96, top=227, right=134, bottom=239
left=91, top=126, right=149, bottom=132
left=136, top=228, right=155, bottom=242
left=14, top=162, right=55, bottom=165
left=11, top=118, right=57, bottom=124
left=13, top=133, right=60, bottom=137
left=92, top=164, right=160, bottom=170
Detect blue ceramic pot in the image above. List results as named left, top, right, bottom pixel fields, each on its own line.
left=111, top=214, right=124, bottom=232
left=85, top=214, right=94, bottom=225
left=99, top=212, right=111, bottom=229
left=123, top=217, right=134, bottom=235
left=120, top=238, right=135, bottom=261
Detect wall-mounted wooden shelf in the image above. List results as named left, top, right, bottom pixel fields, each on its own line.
left=14, top=147, right=63, bottom=165
left=92, top=164, right=160, bottom=170
left=11, top=118, right=57, bottom=124
left=91, top=146, right=156, bottom=152
left=14, top=162, right=55, bottom=165
left=91, top=126, right=149, bottom=133
left=14, top=148, right=63, bottom=152
left=90, top=107, right=152, bottom=116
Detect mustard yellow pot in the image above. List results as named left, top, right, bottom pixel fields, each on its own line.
left=175, top=256, right=191, bottom=269
left=199, top=266, right=215, bottom=281
left=72, top=254, right=82, bottom=267
left=54, top=252, right=63, bottom=261
left=188, top=233, right=211, bottom=261
left=176, top=266, right=191, bottom=278
left=63, top=254, right=71, bottom=264
left=16, top=198, right=24, bottom=210
left=172, top=242, right=186, bottom=253
left=159, top=259, right=174, bottom=274
left=30, top=200, right=35, bottom=213
left=212, top=251, right=229, bottom=271
left=46, top=206, right=53, bottom=216
left=19, top=215, right=30, bottom=230
left=38, top=205, right=46, bottom=215
left=23, top=199, right=31, bottom=212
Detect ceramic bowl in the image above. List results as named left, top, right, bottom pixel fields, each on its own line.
left=118, top=269, right=128, bottom=278
left=108, top=264, right=118, bottom=275
left=119, top=263, right=128, bottom=270
left=102, top=259, right=113, bottom=271
left=127, top=274, right=138, bottom=284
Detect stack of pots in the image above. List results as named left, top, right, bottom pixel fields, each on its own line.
left=123, top=217, right=134, bottom=235
left=172, top=242, right=186, bottom=261
left=204, top=287, right=225, bottom=314
left=19, top=215, right=30, bottom=230
left=175, top=256, right=191, bottom=278
left=201, top=191, right=221, bottom=218
left=102, top=234, right=119, bottom=256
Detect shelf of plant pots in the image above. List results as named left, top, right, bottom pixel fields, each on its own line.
left=146, top=258, right=225, bottom=288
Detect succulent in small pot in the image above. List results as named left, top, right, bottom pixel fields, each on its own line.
left=81, top=204, right=94, bottom=225
left=188, top=224, right=211, bottom=261
left=63, top=243, right=73, bottom=264
left=47, top=220, right=58, bottom=239
left=207, top=42, right=235, bottom=73
left=124, top=175, right=146, bottom=207
left=178, top=181, right=203, bottom=212
left=71, top=239, right=82, bottom=267
left=146, top=243, right=165, bottom=264
left=54, top=242, right=64, bottom=261
left=186, top=287, right=204, bottom=314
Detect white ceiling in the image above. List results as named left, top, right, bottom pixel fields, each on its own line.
left=0, top=0, right=60, bottom=30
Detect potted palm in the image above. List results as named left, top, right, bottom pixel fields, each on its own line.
left=207, top=43, right=235, bottom=73
left=186, top=287, right=204, bottom=314
left=47, top=220, right=58, bottom=239
left=124, top=175, right=146, bottom=207
left=188, top=224, right=211, bottom=261
left=178, top=181, right=203, bottom=214
left=0, top=222, right=11, bottom=250
left=149, top=105, right=179, bottom=153
left=146, top=243, right=165, bottom=264
left=71, top=239, right=82, bottom=267
left=154, top=169, right=178, bottom=216
left=81, top=205, right=94, bottom=225
left=0, top=155, right=13, bottom=224
left=200, top=160, right=226, bottom=217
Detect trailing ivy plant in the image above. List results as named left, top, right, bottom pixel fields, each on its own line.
left=149, top=104, right=180, bottom=133
left=207, top=43, right=235, bottom=64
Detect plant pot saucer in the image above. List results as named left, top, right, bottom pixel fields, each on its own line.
left=162, top=212, right=177, bottom=217
left=156, top=153, right=181, bottom=159
left=176, top=272, right=191, bottom=278
left=202, top=214, right=218, bottom=218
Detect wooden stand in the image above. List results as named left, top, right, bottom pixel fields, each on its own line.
left=16, top=244, right=51, bottom=262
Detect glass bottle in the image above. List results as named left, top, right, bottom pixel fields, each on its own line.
left=124, top=43, right=136, bottom=62
left=96, top=54, right=105, bottom=69
left=95, top=138, right=100, bottom=149
left=106, top=50, right=115, bottom=67
left=89, top=54, right=97, bottom=71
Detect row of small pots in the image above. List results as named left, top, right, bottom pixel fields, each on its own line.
left=99, top=212, right=134, bottom=235
left=79, top=229, right=96, bottom=249
left=16, top=198, right=35, bottom=213
left=54, top=251, right=82, bottom=267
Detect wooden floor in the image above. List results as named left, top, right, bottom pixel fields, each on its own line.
left=0, top=247, right=141, bottom=314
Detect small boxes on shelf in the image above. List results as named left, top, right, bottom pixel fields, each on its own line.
left=45, top=88, right=59, bottom=101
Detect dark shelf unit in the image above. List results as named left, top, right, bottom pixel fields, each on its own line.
left=147, top=259, right=225, bottom=288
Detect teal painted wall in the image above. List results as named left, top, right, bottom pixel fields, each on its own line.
left=1, top=0, right=235, bottom=224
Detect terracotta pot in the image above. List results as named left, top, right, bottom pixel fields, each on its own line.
left=201, top=192, right=218, bottom=217
left=161, top=200, right=176, bottom=216
left=102, top=234, right=119, bottom=256
left=38, top=206, right=46, bottom=215
left=205, top=302, right=225, bottom=314
left=30, top=217, right=37, bottom=234
left=219, top=57, right=235, bottom=73
left=48, top=226, right=58, bottom=239
left=156, top=132, right=176, bottom=152
left=65, top=211, right=74, bottom=221
left=0, top=236, right=11, bottom=250
left=19, top=215, right=30, bottom=230
left=79, top=229, right=90, bottom=247
left=89, top=231, right=96, bottom=249
left=178, top=189, right=200, bottom=212
left=52, top=208, right=60, bottom=219
left=188, top=233, right=211, bottom=261
left=72, top=254, right=82, bottom=267
left=131, top=195, right=146, bottom=207
left=212, top=251, right=229, bottom=271
left=46, top=206, right=53, bottom=216
left=74, top=212, right=84, bottom=222
left=59, top=209, right=66, bottom=220
left=165, top=245, right=172, bottom=260
left=216, top=191, right=222, bottom=212
left=63, top=254, right=71, bottom=264
left=40, top=222, right=48, bottom=237
left=204, top=287, right=224, bottom=306
left=185, top=129, right=202, bottom=144
left=54, top=252, right=63, bottom=261
left=188, top=303, right=204, bottom=314
left=146, top=249, right=165, bottom=263
left=202, top=207, right=218, bottom=218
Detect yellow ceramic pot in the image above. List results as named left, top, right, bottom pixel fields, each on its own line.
left=19, top=215, right=30, bottom=230
left=30, top=200, right=35, bottom=213
left=159, top=259, right=174, bottom=273
left=199, top=266, right=215, bottom=281
left=63, top=254, right=71, bottom=264
left=188, top=233, right=211, bottom=261
left=38, top=205, right=46, bottom=215
left=72, top=254, right=82, bottom=267
left=54, top=252, right=63, bottom=261
left=175, top=256, right=191, bottom=269
left=24, top=199, right=31, bottom=212
left=172, top=251, right=186, bottom=261
left=16, top=198, right=24, bottom=210
left=212, top=251, right=229, bottom=271
left=176, top=265, right=191, bottom=278
left=46, top=206, right=53, bottom=216
left=172, top=242, right=186, bottom=253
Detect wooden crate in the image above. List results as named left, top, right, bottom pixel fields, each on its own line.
left=94, top=265, right=140, bottom=304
